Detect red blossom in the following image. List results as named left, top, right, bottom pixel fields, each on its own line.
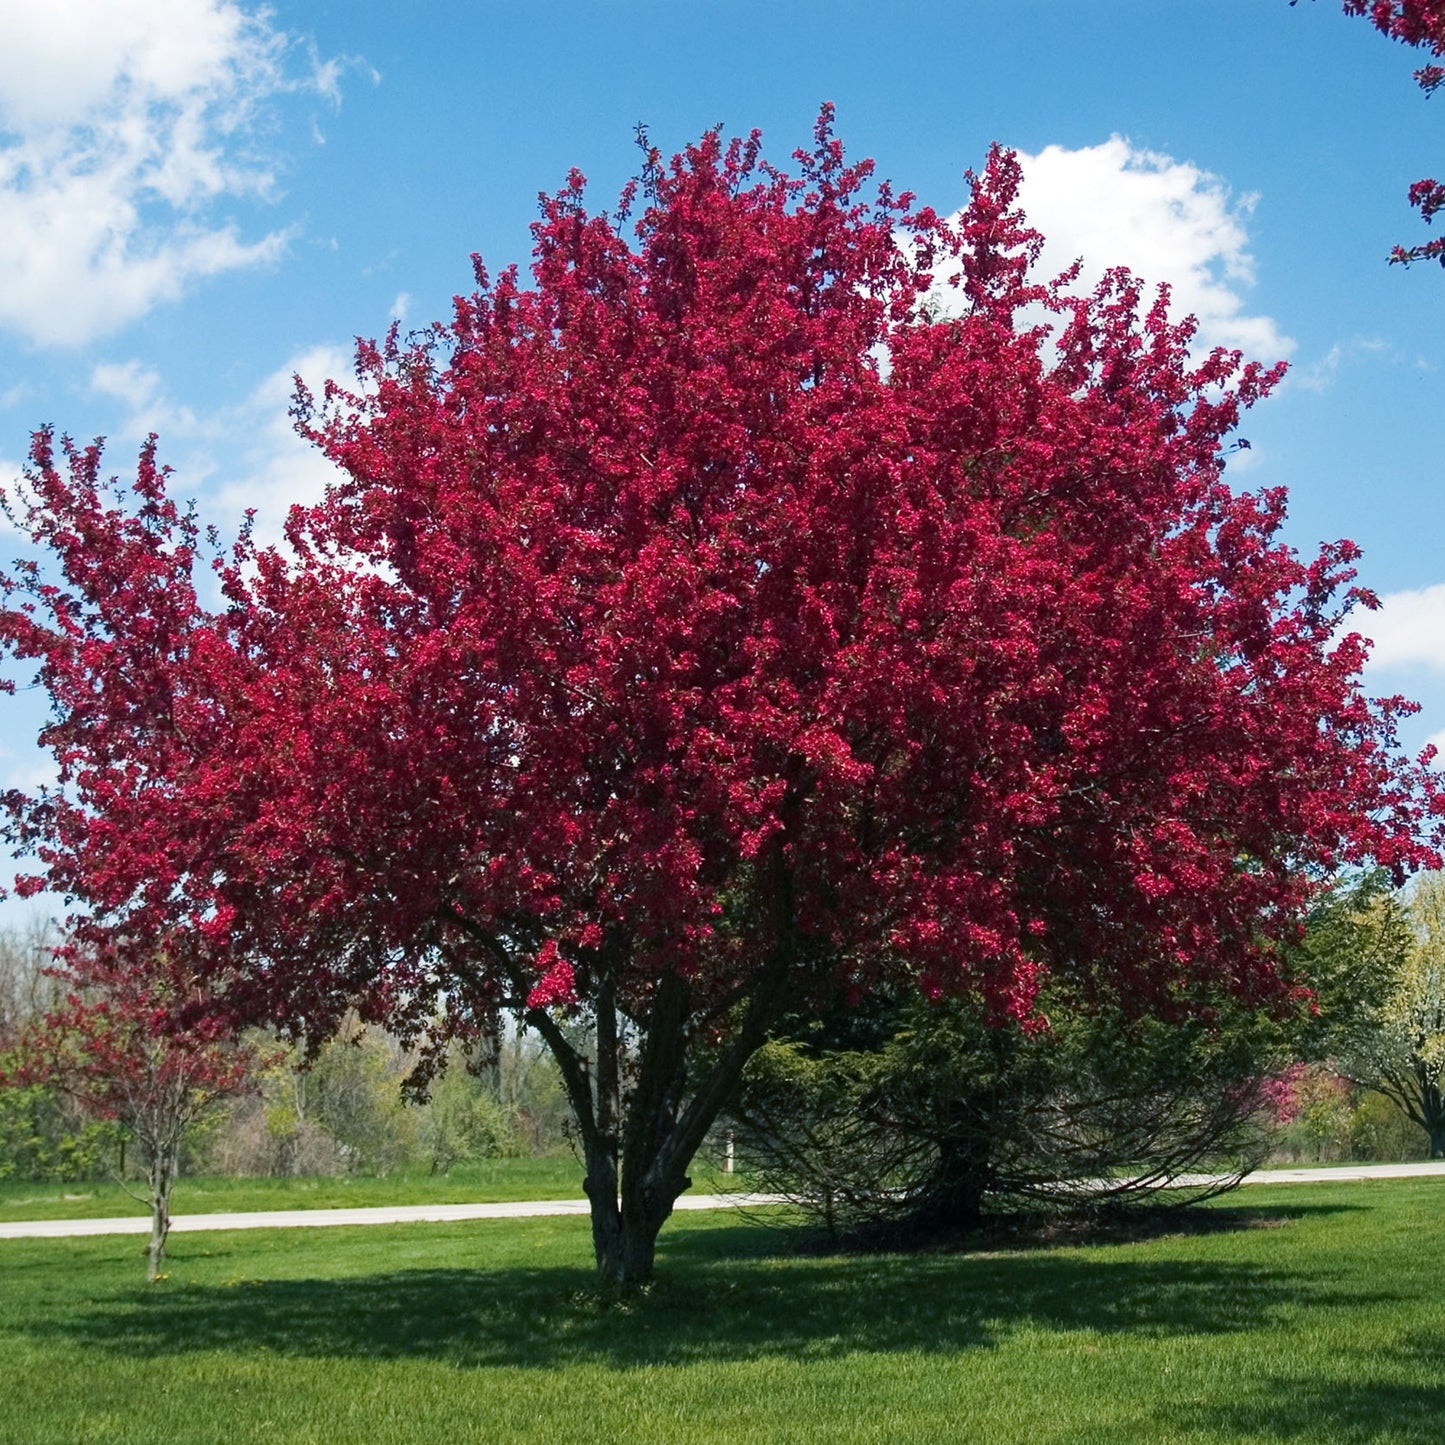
left=526, top=941, right=577, bottom=1009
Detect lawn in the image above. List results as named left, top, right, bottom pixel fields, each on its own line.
left=0, top=1157, right=595, bottom=1223
left=0, top=1157, right=752, bottom=1224
left=1, top=1180, right=1441, bottom=1443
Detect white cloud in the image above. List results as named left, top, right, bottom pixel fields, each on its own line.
left=84, top=342, right=351, bottom=547
left=0, top=0, right=344, bottom=347
left=211, top=342, right=353, bottom=545
left=91, top=358, right=164, bottom=415
left=1357, top=583, right=1445, bottom=675
left=1295, top=336, right=1389, bottom=393
left=0, top=450, right=21, bottom=533
left=1003, top=137, right=1293, bottom=362
left=389, top=291, right=411, bottom=323
left=1425, top=728, right=1445, bottom=767
left=91, top=358, right=202, bottom=437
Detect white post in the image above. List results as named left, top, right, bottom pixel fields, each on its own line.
left=724, top=1130, right=735, bottom=1175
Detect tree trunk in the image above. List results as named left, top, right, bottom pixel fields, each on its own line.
left=545, top=952, right=795, bottom=1285
left=1413, top=1069, right=1444, bottom=1160
left=584, top=1156, right=689, bottom=1286
left=912, top=1129, right=992, bottom=1234
left=1425, top=1082, right=1445, bottom=1160
left=456, top=854, right=800, bottom=1287
left=146, top=1149, right=175, bottom=1282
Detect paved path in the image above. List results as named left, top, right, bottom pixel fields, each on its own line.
left=2, top=1163, right=1442, bottom=1241
left=0, top=1192, right=788, bottom=1240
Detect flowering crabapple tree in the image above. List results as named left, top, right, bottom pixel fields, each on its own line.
left=1, top=946, right=256, bottom=1280
left=1300, top=0, right=1445, bottom=263
left=3, top=112, right=1443, bottom=1284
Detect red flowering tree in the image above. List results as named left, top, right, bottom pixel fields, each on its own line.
left=3, top=114, right=1441, bottom=1282
left=1303, top=1, right=1445, bottom=263
left=2, top=947, right=256, bottom=1280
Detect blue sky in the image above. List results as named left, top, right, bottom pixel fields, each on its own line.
left=1, top=0, right=1444, bottom=919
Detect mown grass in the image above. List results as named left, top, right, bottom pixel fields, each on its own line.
left=0, top=1157, right=749, bottom=1223
left=0, top=1157, right=593, bottom=1222
left=2, top=1180, right=1442, bottom=1443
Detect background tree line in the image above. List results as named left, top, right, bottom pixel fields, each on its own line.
left=0, top=929, right=574, bottom=1186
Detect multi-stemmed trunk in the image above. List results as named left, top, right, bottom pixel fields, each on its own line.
left=444, top=852, right=801, bottom=1286
left=1369, top=1062, right=1445, bottom=1162
left=530, top=955, right=795, bottom=1286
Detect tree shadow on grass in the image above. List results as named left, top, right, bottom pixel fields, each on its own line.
left=1155, top=1334, right=1445, bottom=1444
left=16, top=1201, right=1391, bottom=1373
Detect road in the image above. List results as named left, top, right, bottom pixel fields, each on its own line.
left=2, top=1163, right=1442, bottom=1240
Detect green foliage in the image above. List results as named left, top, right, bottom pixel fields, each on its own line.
left=1346, top=1088, right=1431, bottom=1160
left=302, top=1026, right=418, bottom=1176
left=1303, top=870, right=1445, bottom=1157
left=730, top=982, right=1281, bottom=1236
left=418, top=1056, right=520, bottom=1174
left=3, top=988, right=576, bottom=1187
left=0, top=1074, right=122, bottom=1182
left=1270, top=1064, right=1356, bottom=1162
left=1287, top=869, right=1411, bottom=1063
left=201, top=1023, right=573, bottom=1180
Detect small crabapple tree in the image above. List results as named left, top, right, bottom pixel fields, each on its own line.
left=2, top=945, right=256, bottom=1280
left=3, top=112, right=1441, bottom=1284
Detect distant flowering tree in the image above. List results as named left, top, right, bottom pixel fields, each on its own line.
left=1262, top=1060, right=1356, bottom=1160
left=2, top=112, right=1442, bottom=1284
left=1, top=946, right=256, bottom=1279
left=1337, top=872, right=1445, bottom=1155
left=1302, top=1, right=1445, bottom=263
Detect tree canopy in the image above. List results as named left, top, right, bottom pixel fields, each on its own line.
left=3, top=112, right=1441, bottom=1280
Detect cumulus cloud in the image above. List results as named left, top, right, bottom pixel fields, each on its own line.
left=0, top=0, right=344, bottom=347
left=210, top=342, right=353, bottom=544
left=90, top=358, right=199, bottom=435
left=1356, top=583, right=1445, bottom=676
left=1001, top=137, right=1293, bottom=363
left=89, top=342, right=352, bottom=547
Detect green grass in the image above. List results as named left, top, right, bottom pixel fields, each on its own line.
left=2, top=1180, right=1442, bottom=1443
left=0, top=1157, right=595, bottom=1222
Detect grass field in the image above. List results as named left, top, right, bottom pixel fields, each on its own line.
left=0, top=1157, right=593, bottom=1223
left=2, top=1178, right=1442, bottom=1443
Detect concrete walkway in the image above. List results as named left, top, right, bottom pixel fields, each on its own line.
left=0, top=1191, right=787, bottom=1240
left=2, top=1163, right=1442, bottom=1241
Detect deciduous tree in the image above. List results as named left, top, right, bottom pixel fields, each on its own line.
left=2, top=948, right=256, bottom=1279
left=2, top=113, right=1440, bottom=1283
left=1336, top=873, right=1445, bottom=1154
